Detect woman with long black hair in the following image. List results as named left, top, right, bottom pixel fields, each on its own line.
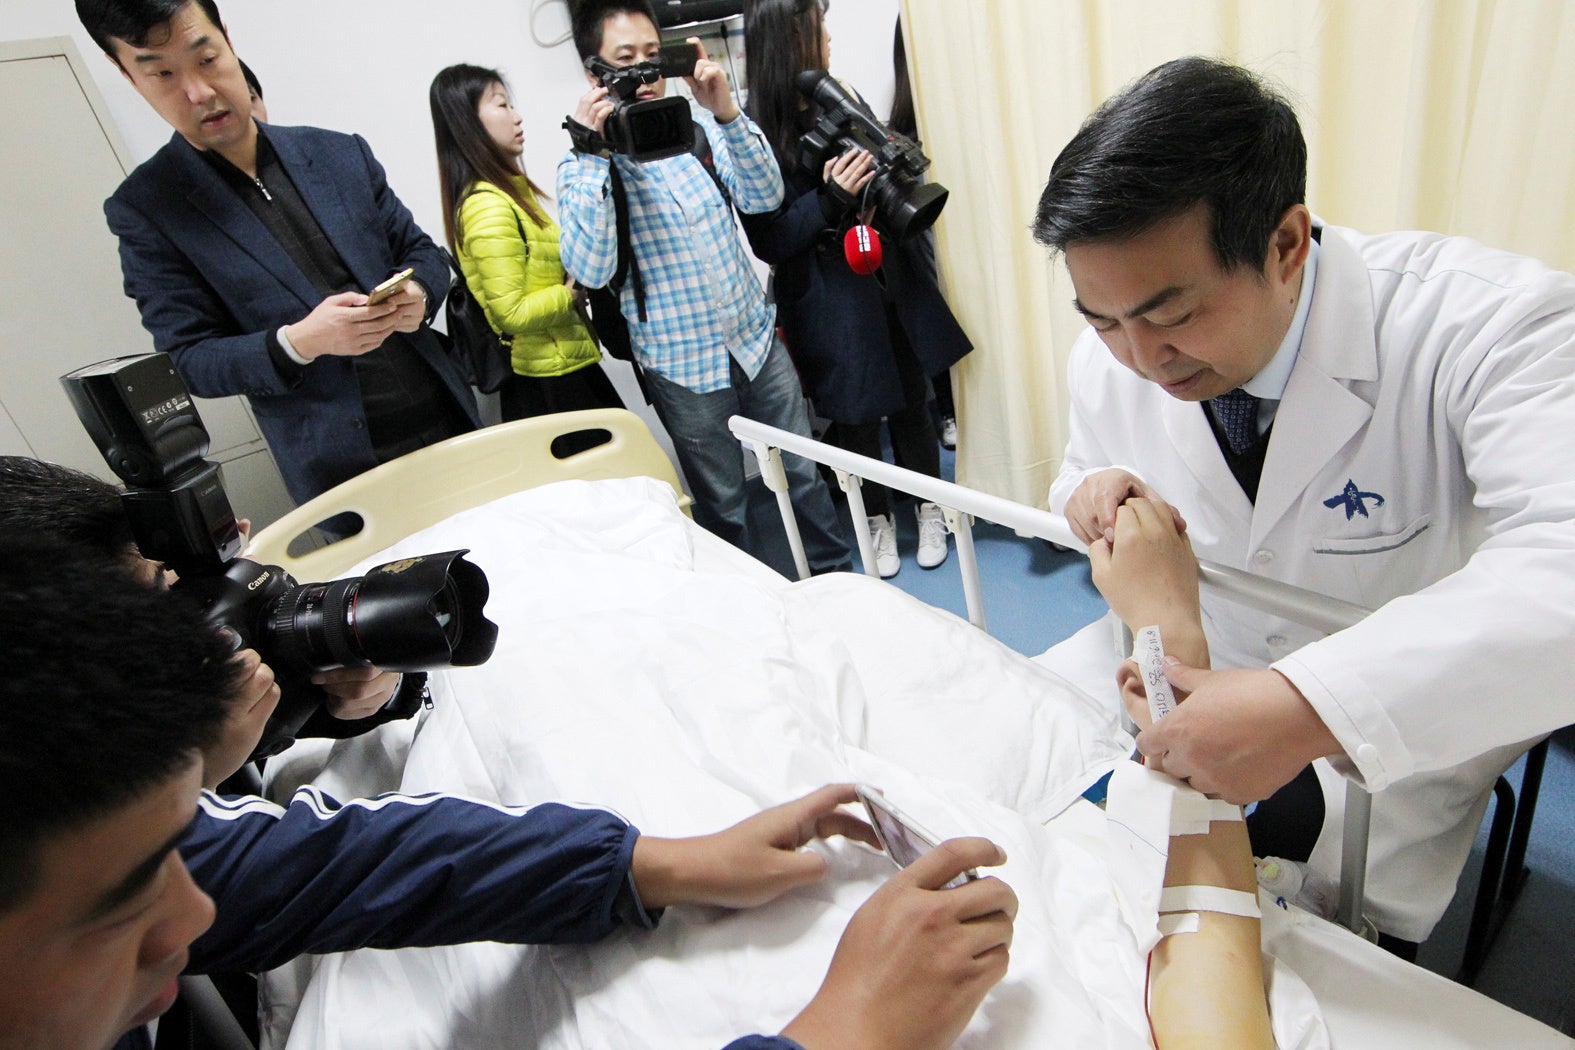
left=430, top=64, right=623, bottom=423
left=741, top=1, right=971, bottom=577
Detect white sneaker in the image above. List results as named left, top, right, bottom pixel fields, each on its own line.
left=915, top=502, right=949, bottom=569
left=940, top=415, right=958, bottom=450
left=867, top=514, right=900, bottom=578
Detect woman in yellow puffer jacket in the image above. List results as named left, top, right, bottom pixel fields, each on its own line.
left=431, top=64, right=623, bottom=423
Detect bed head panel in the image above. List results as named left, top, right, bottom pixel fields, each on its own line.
left=246, top=409, right=688, bottom=580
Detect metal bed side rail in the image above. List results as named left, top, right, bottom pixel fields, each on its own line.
left=729, top=414, right=1375, bottom=934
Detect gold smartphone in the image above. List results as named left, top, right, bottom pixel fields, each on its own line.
left=365, top=267, right=415, bottom=306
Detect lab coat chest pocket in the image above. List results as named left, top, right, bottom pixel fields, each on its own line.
left=1312, top=512, right=1435, bottom=608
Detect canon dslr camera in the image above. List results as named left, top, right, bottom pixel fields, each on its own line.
left=61, top=353, right=499, bottom=758
left=573, top=42, right=700, bottom=162
left=795, top=69, right=949, bottom=243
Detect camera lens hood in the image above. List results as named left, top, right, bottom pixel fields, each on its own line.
left=341, top=550, right=499, bottom=671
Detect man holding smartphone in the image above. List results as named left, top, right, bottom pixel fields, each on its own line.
left=76, top=0, right=479, bottom=507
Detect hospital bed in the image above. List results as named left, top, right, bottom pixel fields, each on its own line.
left=245, top=409, right=1572, bottom=1050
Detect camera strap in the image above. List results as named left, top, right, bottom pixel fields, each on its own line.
left=606, top=122, right=731, bottom=325
left=606, top=161, right=643, bottom=321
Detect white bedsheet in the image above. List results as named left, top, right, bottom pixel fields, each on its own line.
left=258, top=478, right=1569, bottom=1050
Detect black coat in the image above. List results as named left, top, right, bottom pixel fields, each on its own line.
left=741, top=168, right=971, bottom=425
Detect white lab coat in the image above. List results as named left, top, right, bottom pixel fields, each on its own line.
left=1046, top=223, right=1575, bottom=940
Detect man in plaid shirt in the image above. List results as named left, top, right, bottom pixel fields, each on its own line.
left=558, top=0, right=849, bottom=573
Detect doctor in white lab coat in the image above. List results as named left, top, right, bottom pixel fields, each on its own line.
left=1035, top=57, right=1575, bottom=943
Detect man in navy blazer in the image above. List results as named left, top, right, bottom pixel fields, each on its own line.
left=80, top=0, right=478, bottom=506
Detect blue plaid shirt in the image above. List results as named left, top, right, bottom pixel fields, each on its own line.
left=556, top=110, right=784, bottom=393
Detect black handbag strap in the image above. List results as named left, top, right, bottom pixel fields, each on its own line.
left=607, top=161, right=643, bottom=321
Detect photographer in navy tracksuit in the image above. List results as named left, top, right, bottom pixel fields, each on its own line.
left=0, top=542, right=1015, bottom=1050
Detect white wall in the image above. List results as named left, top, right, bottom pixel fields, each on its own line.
left=1, top=0, right=898, bottom=282
left=0, top=0, right=898, bottom=476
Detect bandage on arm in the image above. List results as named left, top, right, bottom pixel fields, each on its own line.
left=1148, top=791, right=1275, bottom=1049
left=1116, top=580, right=1271, bottom=1046
left=1102, top=522, right=1272, bottom=1045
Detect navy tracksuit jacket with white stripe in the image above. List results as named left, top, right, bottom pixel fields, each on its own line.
left=112, top=788, right=800, bottom=1050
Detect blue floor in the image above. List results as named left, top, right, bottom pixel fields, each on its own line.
left=1416, top=726, right=1575, bottom=1034
left=743, top=439, right=1574, bottom=1036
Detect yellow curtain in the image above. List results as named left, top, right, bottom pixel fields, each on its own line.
left=901, top=0, right=1575, bottom=506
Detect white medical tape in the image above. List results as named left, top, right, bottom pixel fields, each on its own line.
left=1169, top=793, right=1245, bottom=836
left=1133, top=625, right=1177, bottom=722
left=1156, top=912, right=1202, bottom=937
left=1158, top=884, right=1261, bottom=919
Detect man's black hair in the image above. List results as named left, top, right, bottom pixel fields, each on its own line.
left=241, top=57, right=262, bottom=99
left=570, top=0, right=661, bottom=62
left=1032, top=57, right=1307, bottom=273
left=0, top=539, right=238, bottom=912
left=0, top=456, right=134, bottom=565
left=75, top=0, right=227, bottom=67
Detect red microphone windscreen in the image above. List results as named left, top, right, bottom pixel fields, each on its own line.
left=843, top=224, right=884, bottom=275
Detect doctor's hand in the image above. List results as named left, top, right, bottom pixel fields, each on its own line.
left=684, top=38, right=740, bottom=123
left=1065, top=469, right=1186, bottom=547
left=285, top=291, right=400, bottom=360
left=1134, top=662, right=1342, bottom=804
left=781, top=838, right=1016, bottom=1050
left=630, top=783, right=879, bottom=910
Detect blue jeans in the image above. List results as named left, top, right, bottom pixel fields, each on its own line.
left=644, top=340, right=850, bottom=573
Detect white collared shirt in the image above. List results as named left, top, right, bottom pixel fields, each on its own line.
left=1242, top=234, right=1321, bottom=432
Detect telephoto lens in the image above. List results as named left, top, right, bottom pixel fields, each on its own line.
left=253, top=550, right=498, bottom=675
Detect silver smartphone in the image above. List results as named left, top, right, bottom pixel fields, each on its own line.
left=855, top=784, right=978, bottom=890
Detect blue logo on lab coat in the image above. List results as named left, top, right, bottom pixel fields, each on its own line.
left=1322, top=479, right=1385, bottom=520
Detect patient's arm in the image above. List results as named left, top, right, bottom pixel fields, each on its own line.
left=1150, top=818, right=1273, bottom=1050
left=1092, top=499, right=1274, bottom=1050
left=1088, top=496, right=1208, bottom=675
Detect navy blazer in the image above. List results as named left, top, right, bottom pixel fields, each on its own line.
left=105, top=124, right=479, bottom=504
left=740, top=166, right=971, bottom=426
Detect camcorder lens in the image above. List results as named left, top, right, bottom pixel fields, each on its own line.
left=876, top=177, right=949, bottom=243
left=609, top=96, right=694, bottom=162
left=630, top=101, right=690, bottom=155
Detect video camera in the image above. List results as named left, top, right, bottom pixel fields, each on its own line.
left=60, top=354, right=499, bottom=758
left=795, top=69, right=949, bottom=243
left=575, top=42, right=700, bottom=162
